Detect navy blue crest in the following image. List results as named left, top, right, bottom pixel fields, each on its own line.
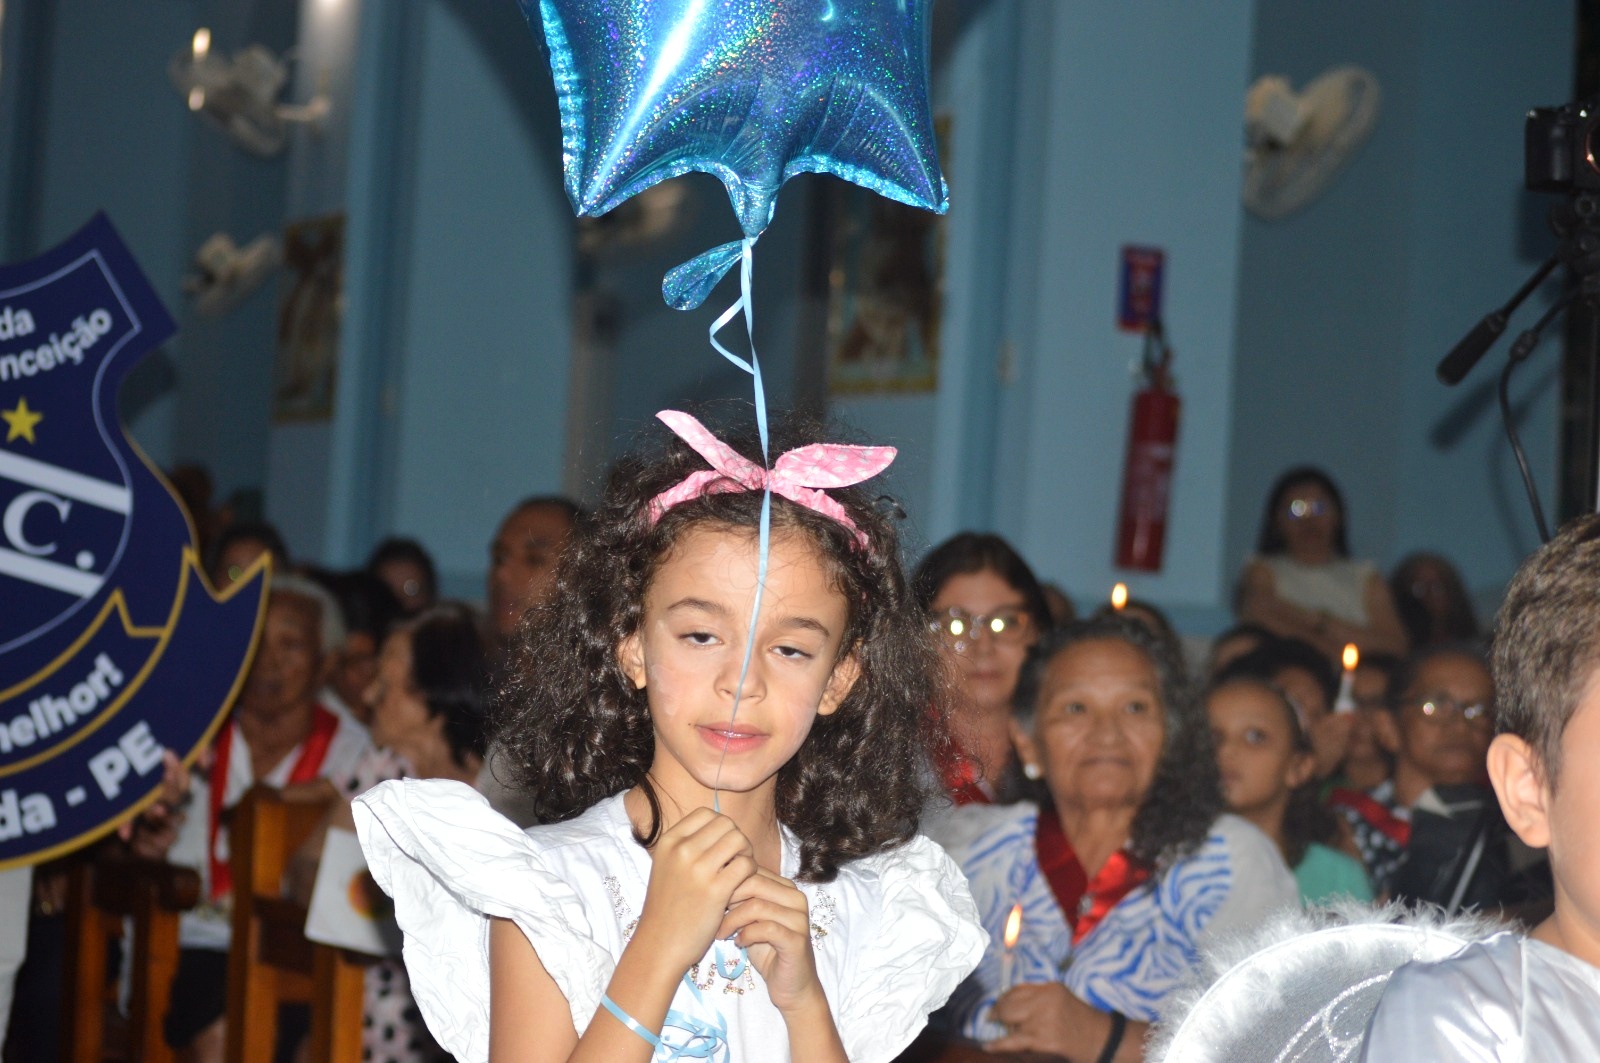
left=0, top=214, right=266, bottom=867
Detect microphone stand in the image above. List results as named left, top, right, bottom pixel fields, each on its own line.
left=1438, top=192, right=1600, bottom=540
left=1498, top=290, right=1578, bottom=543
left=1435, top=255, right=1559, bottom=386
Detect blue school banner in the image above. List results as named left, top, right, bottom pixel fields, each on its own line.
left=0, top=214, right=266, bottom=868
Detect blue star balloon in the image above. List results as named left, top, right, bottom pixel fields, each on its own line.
left=524, top=0, right=947, bottom=309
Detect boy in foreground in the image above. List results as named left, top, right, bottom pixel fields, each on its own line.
left=1361, top=515, right=1600, bottom=1058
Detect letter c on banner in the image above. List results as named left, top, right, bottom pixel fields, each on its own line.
left=3, top=490, right=71, bottom=556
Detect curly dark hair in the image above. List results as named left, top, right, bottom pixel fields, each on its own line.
left=1205, top=671, right=1340, bottom=868
left=492, top=409, right=951, bottom=882
left=1011, top=614, right=1220, bottom=872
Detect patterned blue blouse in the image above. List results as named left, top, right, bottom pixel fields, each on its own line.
left=927, top=801, right=1298, bottom=1039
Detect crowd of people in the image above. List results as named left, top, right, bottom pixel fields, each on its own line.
left=2, top=436, right=1592, bottom=1063
left=899, top=464, right=1545, bottom=1058
left=5, top=488, right=581, bottom=1063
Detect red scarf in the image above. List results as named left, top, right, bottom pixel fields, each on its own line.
left=938, top=745, right=992, bottom=806
left=207, top=705, right=340, bottom=901
left=1328, top=787, right=1412, bottom=847
left=1035, top=807, right=1153, bottom=944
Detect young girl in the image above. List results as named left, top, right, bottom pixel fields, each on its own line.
left=353, top=410, right=985, bottom=1063
left=1205, top=672, right=1372, bottom=905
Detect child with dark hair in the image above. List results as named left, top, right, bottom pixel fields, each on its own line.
left=1361, top=515, right=1600, bottom=1057
left=485, top=494, right=583, bottom=642
left=1223, top=638, right=1352, bottom=779
left=1205, top=672, right=1372, bottom=905
left=354, top=410, right=984, bottom=1063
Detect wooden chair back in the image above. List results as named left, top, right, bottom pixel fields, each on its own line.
left=62, top=851, right=201, bottom=1063
left=224, top=786, right=364, bottom=1063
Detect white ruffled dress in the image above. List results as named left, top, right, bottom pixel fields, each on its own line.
left=353, top=779, right=987, bottom=1063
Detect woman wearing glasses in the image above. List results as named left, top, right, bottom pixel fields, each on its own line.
left=1237, top=466, right=1408, bottom=662
left=931, top=616, right=1296, bottom=1059
left=913, top=533, right=1052, bottom=805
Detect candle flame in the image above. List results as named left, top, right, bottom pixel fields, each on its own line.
left=1342, top=643, right=1359, bottom=671
left=192, top=27, right=211, bottom=61
left=1003, top=903, right=1022, bottom=949
left=1110, top=583, right=1128, bottom=610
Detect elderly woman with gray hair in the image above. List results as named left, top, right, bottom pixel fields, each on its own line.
left=928, top=615, right=1297, bottom=1062
left=156, top=572, right=374, bottom=1062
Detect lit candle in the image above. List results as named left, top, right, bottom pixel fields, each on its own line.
left=1110, top=583, right=1128, bottom=611
left=999, top=902, right=1022, bottom=993
left=188, top=28, right=212, bottom=113
left=1334, top=643, right=1359, bottom=714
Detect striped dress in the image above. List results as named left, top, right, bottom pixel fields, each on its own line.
left=927, top=801, right=1298, bottom=1039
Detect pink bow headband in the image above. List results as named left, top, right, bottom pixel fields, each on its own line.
left=646, top=410, right=896, bottom=549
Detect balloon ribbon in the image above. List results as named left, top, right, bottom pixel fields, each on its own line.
left=706, top=237, right=768, bottom=817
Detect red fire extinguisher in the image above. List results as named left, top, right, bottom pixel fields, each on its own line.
left=1114, top=320, right=1181, bottom=572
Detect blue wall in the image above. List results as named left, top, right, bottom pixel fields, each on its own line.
left=1, top=0, right=1577, bottom=623
left=373, top=0, right=573, bottom=594
left=0, top=0, right=297, bottom=510
left=1394, top=0, right=1572, bottom=601
left=260, top=0, right=362, bottom=560
left=828, top=0, right=1257, bottom=620
left=259, top=0, right=577, bottom=594
left=171, top=3, right=298, bottom=511
left=832, top=0, right=1027, bottom=559
left=997, top=0, right=1256, bottom=621
left=11, top=0, right=198, bottom=470
left=1230, top=0, right=1571, bottom=626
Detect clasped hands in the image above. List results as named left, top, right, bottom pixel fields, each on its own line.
left=633, top=807, right=823, bottom=1014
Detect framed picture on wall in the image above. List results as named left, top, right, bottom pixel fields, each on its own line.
left=824, top=115, right=950, bottom=396
left=272, top=212, right=345, bottom=423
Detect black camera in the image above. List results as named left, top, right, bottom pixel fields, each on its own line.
left=1526, top=99, right=1600, bottom=193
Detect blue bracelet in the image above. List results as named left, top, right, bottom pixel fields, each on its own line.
left=600, top=994, right=663, bottom=1050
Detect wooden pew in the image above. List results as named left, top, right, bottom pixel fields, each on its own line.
left=62, top=850, right=201, bottom=1063
left=223, top=786, right=364, bottom=1063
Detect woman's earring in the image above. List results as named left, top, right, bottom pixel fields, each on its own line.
left=1022, top=761, right=1043, bottom=781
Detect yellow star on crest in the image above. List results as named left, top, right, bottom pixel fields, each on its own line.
left=3, top=397, right=43, bottom=444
